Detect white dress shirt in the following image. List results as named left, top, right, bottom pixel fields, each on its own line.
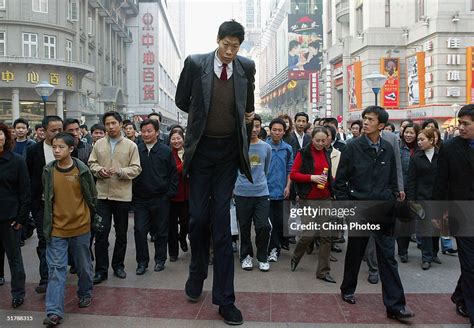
left=214, top=50, right=233, bottom=80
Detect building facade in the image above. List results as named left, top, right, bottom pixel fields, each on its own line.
left=125, top=0, right=184, bottom=129
left=0, top=0, right=139, bottom=125
left=324, top=0, right=474, bottom=128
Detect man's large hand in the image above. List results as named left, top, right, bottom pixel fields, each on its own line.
left=245, top=111, right=255, bottom=124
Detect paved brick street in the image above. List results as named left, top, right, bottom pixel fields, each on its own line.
left=0, top=216, right=470, bottom=327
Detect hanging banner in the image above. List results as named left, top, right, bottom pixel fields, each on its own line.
left=380, top=58, right=400, bottom=108
left=310, top=72, right=319, bottom=111
left=287, top=10, right=323, bottom=80
left=347, top=61, right=362, bottom=111
left=406, top=52, right=425, bottom=106
left=139, top=4, right=159, bottom=104
left=467, top=47, right=474, bottom=104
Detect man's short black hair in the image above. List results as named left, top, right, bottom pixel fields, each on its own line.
left=140, top=118, right=160, bottom=132
left=323, top=117, right=338, bottom=127
left=361, top=106, right=389, bottom=126
left=35, top=124, right=42, bottom=130
left=63, top=118, right=80, bottom=130
left=13, top=118, right=29, bottom=129
left=148, top=111, right=162, bottom=121
left=269, top=117, right=287, bottom=131
left=294, top=112, right=309, bottom=122
left=421, top=118, right=439, bottom=130
left=218, top=20, right=245, bottom=44
left=313, top=118, right=321, bottom=125
left=253, top=113, right=262, bottom=125
left=351, top=120, right=363, bottom=129
left=458, top=104, right=474, bottom=120
left=52, top=132, right=75, bottom=148
left=42, top=115, right=63, bottom=129
left=123, top=121, right=137, bottom=131
left=80, top=124, right=88, bottom=130
left=102, top=111, right=123, bottom=124
left=90, top=123, right=106, bottom=133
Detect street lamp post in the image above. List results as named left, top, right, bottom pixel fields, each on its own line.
left=364, top=71, right=387, bottom=106
left=451, top=103, right=461, bottom=127
left=35, top=81, right=55, bottom=117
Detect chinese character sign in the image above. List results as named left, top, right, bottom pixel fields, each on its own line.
left=287, top=10, right=323, bottom=80
left=380, top=58, right=400, bottom=108
left=347, top=61, right=362, bottom=111
left=139, top=5, right=159, bottom=104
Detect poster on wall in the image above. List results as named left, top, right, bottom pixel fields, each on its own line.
left=347, top=61, right=362, bottom=111
left=467, top=46, right=474, bottom=103
left=287, top=11, right=323, bottom=80
left=380, top=58, right=400, bottom=108
left=406, top=52, right=425, bottom=106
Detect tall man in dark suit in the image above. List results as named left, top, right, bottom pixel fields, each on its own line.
left=434, top=104, right=474, bottom=326
left=334, top=106, right=414, bottom=321
left=26, top=115, right=63, bottom=294
left=175, top=20, right=255, bottom=326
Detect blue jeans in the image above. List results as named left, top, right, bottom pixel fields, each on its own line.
left=45, top=233, right=93, bottom=317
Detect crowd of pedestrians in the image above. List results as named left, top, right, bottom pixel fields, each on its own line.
left=0, top=20, right=473, bottom=328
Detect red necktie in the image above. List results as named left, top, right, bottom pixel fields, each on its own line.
left=220, top=63, right=227, bottom=81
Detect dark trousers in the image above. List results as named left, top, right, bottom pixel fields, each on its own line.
left=235, top=196, right=271, bottom=263
left=365, top=235, right=378, bottom=276
left=0, top=243, right=4, bottom=277
left=168, top=201, right=189, bottom=257
left=134, top=195, right=169, bottom=266
left=94, top=199, right=131, bottom=275
left=341, top=229, right=406, bottom=312
left=268, top=200, right=284, bottom=253
left=453, top=237, right=474, bottom=325
left=32, top=204, right=48, bottom=286
left=396, top=236, right=411, bottom=256
left=0, top=220, right=26, bottom=299
left=188, top=136, right=239, bottom=306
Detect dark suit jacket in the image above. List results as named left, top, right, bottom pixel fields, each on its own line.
left=433, top=136, right=474, bottom=200
left=175, top=51, right=255, bottom=181
left=26, top=140, right=46, bottom=213
left=290, top=131, right=311, bottom=158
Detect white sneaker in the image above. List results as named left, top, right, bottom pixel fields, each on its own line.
left=267, top=248, right=278, bottom=262
left=259, top=261, right=270, bottom=272
left=241, top=255, right=253, bottom=271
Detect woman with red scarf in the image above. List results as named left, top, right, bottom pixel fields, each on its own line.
left=289, top=126, right=336, bottom=283
left=168, top=129, right=189, bottom=262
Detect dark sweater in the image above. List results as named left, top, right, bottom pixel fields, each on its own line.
left=203, top=75, right=236, bottom=137
left=133, top=142, right=178, bottom=200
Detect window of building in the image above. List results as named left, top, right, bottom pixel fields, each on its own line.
left=32, top=0, right=48, bottom=13
left=44, top=35, right=56, bottom=59
left=0, top=0, right=5, bottom=9
left=67, top=0, right=78, bottom=21
left=415, top=0, right=425, bottom=21
left=356, top=3, right=363, bottom=34
left=0, top=32, right=5, bottom=56
left=23, top=33, right=38, bottom=57
left=66, top=39, right=72, bottom=61
left=385, top=0, right=390, bottom=27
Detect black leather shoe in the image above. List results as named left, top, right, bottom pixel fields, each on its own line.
left=368, top=274, right=379, bottom=284
left=331, top=245, right=342, bottom=253
left=281, top=244, right=290, bottom=251
left=387, top=308, right=415, bottom=320
left=0, top=277, right=4, bottom=286
left=169, top=256, right=178, bottom=262
left=290, top=258, right=299, bottom=272
left=12, top=298, right=24, bottom=308
left=154, top=263, right=165, bottom=272
left=136, top=265, right=147, bottom=275
left=317, top=273, right=336, bottom=284
left=341, top=293, right=356, bottom=304
left=185, top=278, right=203, bottom=302
left=399, top=254, right=408, bottom=263
left=451, top=295, right=470, bottom=317
left=218, top=304, right=244, bottom=325
left=422, top=262, right=431, bottom=270
left=114, top=269, right=127, bottom=279
left=35, top=284, right=47, bottom=294
left=93, top=273, right=107, bottom=285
